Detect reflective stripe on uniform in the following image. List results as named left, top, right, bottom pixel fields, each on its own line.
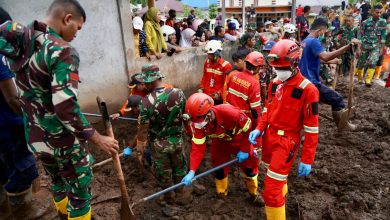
left=303, top=125, right=319, bottom=134
left=208, top=133, right=233, bottom=141
left=250, top=100, right=261, bottom=108
left=262, top=161, right=270, bottom=169
left=192, top=136, right=206, bottom=145
left=206, top=68, right=223, bottom=75
left=228, top=88, right=248, bottom=100
left=299, top=79, right=310, bottom=89
left=267, top=169, right=288, bottom=181
left=262, top=107, right=268, bottom=113
left=222, top=61, right=229, bottom=67
left=237, top=118, right=251, bottom=134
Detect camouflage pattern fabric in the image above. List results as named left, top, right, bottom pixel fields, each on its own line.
left=150, top=138, right=187, bottom=188
left=139, top=87, right=187, bottom=186
left=357, top=47, right=381, bottom=69
left=0, top=21, right=94, bottom=217
left=39, top=145, right=93, bottom=217
left=357, top=17, right=387, bottom=68
left=336, top=26, right=358, bottom=74
left=358, top=17, right=387, bottom=50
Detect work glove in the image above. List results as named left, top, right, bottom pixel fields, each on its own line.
left=236, top=151, right=249, bottom=163
left=181, top=171, right=195, bottom=186
left=123, top=147, right=132, bottom=158
left=298, top=162, right=312, bottom=177
left=249, top=129, right=261, bottom=145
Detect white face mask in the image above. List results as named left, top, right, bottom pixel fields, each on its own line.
left=274, top=69, right=292, bottom=82
left=194, top=116, right=209, bottom=129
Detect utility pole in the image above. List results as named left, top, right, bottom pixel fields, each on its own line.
left=242, top=0, right=246, bottom=32
left=222, top=0, right=226, bottom=27
left=148, top=0, right=154, bottom=8
left=291, top=0, right=296, bottom=25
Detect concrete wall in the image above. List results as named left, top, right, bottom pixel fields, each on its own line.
left=0, top=0, right=237, bottom=113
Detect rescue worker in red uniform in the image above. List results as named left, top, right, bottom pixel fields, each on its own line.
left=249, top=40, right=320, bottom=219
left=199, top=40, right=232, bottom=104
left=226, top=51, right=264, bottom=128
left=181, top=93, right=261, bottom=203
left=222, top=50, right=251, bottom=103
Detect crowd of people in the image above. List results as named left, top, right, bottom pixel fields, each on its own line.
left=0, top=1, right=389, bottom=220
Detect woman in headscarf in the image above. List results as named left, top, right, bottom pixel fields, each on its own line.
left=144, top=7, right=167, bottom=59
left=179, top=25, right=196, bottom=48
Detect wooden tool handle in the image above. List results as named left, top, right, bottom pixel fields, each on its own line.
left=96, top=96, right=130, bottom=201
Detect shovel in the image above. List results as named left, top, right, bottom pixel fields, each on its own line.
left=348, top=46, right=356, bottom=118
left=96, top=96, right=135, bottom=220
left=130, top=148, right=261, bottom=213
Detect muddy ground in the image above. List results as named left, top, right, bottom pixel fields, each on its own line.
left=27, top=78, right=389, bottom=220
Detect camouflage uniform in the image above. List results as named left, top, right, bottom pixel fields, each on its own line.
left=336, top=26, right=358, bottom=75
left=137, top=69, right=187, bottom=188
left=357, top=17, right=387, bottom=69
left=0, top=21, right=94, bottom=217
left=319, top=27, right=334, bottom=84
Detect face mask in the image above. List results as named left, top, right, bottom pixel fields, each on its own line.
left=274, top=69, right=292, bottom=82
left=194, top=116, right=209, bottom=129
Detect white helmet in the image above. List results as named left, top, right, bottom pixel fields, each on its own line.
left=204, top=40, right=223, bottom=54
left=284, top=23, right=297, bottom=34
left=160, top=25, right=176, bottom=42
left=132, top=16, right=143, bottom=30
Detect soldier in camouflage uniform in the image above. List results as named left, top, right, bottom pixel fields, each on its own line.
left=0, top=1, right=119, bottom=220
left=135, top=64, right=187, bottom=201
left=356, top=4, right=387, bottom=86
left=335, top=16, right=359, bottom=76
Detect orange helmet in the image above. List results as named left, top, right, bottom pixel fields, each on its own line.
left=185, top=93, right=214, bottom=122
left=245, top=51, right=265, bottom=66
left=268, top=39, right=300, bottom=68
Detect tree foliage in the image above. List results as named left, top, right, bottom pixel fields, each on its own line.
left=209, top=4, right=217, bottom=19
left=130, top=0, right=147, bottom=7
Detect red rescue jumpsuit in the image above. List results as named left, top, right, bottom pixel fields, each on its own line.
left=256, top=71, right=319, bottom=208
left=190, top=104, right=259, bottom=196
left=226, top=69, right=262, bottom=127
left=200, top=58, right=232, bottom=103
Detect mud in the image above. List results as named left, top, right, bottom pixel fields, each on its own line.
left=29, top=78, right=389, bottom=220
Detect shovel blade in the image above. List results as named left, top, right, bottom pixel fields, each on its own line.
left=121, top=197, right=136, bottom=220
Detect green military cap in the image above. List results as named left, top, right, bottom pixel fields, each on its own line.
left=135, top=64, right=164, bottom=83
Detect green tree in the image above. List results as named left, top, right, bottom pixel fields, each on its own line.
left=195, top=8, right=205, bottom=19
left=183, top=5, right=190, bottom=17
left=130, top=0, right=147, bottom=7
left=209, top=3, right=217, bottom=19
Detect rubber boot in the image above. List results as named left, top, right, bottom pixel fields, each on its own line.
left=332, top=109, right=357, bottom=131
left=282, top=183, right=288, bottom=197
left=365, top=68, right=375, bottom=87
left=215, top=176, right=228, bottom=198
left=68, top=208, right=92, bottom=220
left=265, top=205, right=286, bottom=220
left=54, top=197, right=68, bottom=220
left=0, top=184, right=11, bottom=220
left=7, top=187, right=47, bottom=219
left=374, top=66, right=382, bottom=80
left=245, top=175, right=264, bottom=206
left=356, top=68, right=364, bottom=84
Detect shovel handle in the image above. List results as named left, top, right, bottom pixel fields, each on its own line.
left=96, top=96, right=130, bottom=202
left=135, top=157, right=239, bottom=204
left=348, top=46, right=356, bottom=116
